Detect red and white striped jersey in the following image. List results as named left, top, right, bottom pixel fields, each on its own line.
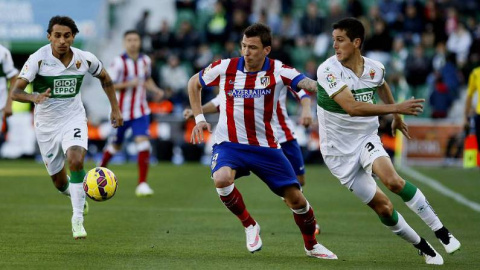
left=273, top=88, right=309, bottom=144
left=109, top=53, right=151, bottom=121
left=199, top=57, right=306, bottom=148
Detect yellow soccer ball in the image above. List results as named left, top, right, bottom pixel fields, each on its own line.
left=83, top=167, right=118, bottom=201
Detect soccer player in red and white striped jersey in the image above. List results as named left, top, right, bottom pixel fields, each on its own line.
left=188, top=23, right=336, bottom=259
left=100, top=30, right=164, bottom=197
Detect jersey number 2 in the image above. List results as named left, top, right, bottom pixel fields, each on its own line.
left=74, top=128, right=81, bottom=138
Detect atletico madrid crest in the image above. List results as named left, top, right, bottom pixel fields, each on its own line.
left=369, top=68, right=375, bottom=79
left=260, top=76, right=270, bottom=87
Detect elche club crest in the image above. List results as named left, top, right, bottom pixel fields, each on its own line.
left=369, top=68, right=375, bottom=79
left=76, top=60, right=82, bottom=69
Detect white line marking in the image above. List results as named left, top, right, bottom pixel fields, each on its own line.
left=400, top=166, right=480, bottom=213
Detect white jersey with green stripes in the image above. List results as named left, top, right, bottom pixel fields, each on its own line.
left=316, top=55, right=385, bottom=156
left=18, top=44, right=103, bottom=127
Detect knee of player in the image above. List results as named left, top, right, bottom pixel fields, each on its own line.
left=384, top=175, right=405, bottom=193
left=374, top=200, right=394, bottom=217
left=212, top=172, right=234, bottom=188
left=67, top=157, right=84, bottom=170
left=283, top=189, right=306, bottom=209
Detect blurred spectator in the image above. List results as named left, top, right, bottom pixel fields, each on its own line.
left=323, top=2, right=347, bottom=36
left=269, top=36, right=291, bottom=65
left=232, top=0, right=252, bottom=14
left=388, top=37, right=408, bottom=85
left=444, top=7, right=458, bottom=36
left=194, top=44, right=214, bottom=72
left=251, top=9, right=281, bottom=35
left=135, top=10, right=151, bottom=52
left=429, top=76, right=452, bottom=118
left=229, top=9, right=249, bottom=43
left=364, top=19, right=393, bottom=65
left=303, top=59, right=317, bottom=80
left=405, top=44, right=431, bottom=97
left=290, top=37, right=313, bottom=69
left=424, top=0, right=447, bottom=45
left=379, top=0, right=401, bottom=27
left=160, top=55, right=190, bottom=107
left=279, top=13, right=300, bottom=46
left=151, top=20, right=175, bottom=62
left=432, top=42, right=447, bottom=72
left=222, top=40, right=241, bottom=59
left=176, top=0, right=197, bottom=12
left=252, top=0, right=281, bottom=23
left=446, top=22, right=472, bottom=68
left=402, top=3, right=424, bottom=46
left=346, top=0, right=364, bottom=18
left=206, top=1, right=229, bottom=45
left=175, top=20, right=201, bottom=62
left=300, top=2, right=325, bottom=46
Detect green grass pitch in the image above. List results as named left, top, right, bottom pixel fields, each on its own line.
left=0, top=160, right=479, bottom=269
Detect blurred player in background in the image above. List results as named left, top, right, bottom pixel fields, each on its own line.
left=316, top=18, right=460, bottom=265
left=11, top=16, right=123, bottom=239
left=99, top=30, right=164, bottom=197
left=189, top=23, right=337, bottom=259
left=0, top=44, right=18, bottom=135
left=464, top=66, right=480, bottom=157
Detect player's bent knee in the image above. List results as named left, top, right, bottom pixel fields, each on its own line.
left=212, top=169, right=234, bottom=188
left=385, top=176, right=405, bottom=193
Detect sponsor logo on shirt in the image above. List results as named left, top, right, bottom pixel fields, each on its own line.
left=353, top=91, right=374, bottom=103
left=53, top=78, right=77, bottom=95
left=326, top=73, right=337, bottom=88
left=227, top=88, right=271, bottom=98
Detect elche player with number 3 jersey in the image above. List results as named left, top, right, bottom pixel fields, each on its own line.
left=316, top=18, right=460, bottom=265
left=188, top=23, right=336, bottom=259
left=11, top=16, right=123, bottom=240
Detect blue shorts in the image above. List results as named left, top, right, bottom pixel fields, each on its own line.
left=280, top=139, right=305, bottom=176
left=113, top=115, right=150, bottom=144
left=211, top=142, right=300, bottom=196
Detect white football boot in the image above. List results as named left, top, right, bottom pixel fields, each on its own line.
left=245, top=223, right=262, bottom=253
left=415, top=238, right=443, bottom=265
left=72, top=218, right=87, bottom=240
left=305, top=243, right=338, bottom=259
left=136, top=182, right=154, bottom=197
left=439, top=233, right=461, bottom=254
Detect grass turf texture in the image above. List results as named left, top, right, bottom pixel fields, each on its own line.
left=0, top=160, right=479, bottom=269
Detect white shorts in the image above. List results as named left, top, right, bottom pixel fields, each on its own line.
left=35, top=116, right=88, bottom=175
left=323, top=134, right=389, bottom=204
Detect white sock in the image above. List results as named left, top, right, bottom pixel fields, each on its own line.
left=60, top=185, right=70, bottom=196
left=405, top=189, right=443, bottom=231
left=387, top=212, right=421, bottom=244
left=69, top=183, right=85, bottom=221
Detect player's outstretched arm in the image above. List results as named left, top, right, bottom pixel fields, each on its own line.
left=183, top=101, right=218, bottom=120
left=5, top=75, right=17, bottom=117
left=11, top=78, right=50, bottom=104
left=299, top=95, right=313, bottom=128
left=296, top=78, right=318, bottom=93
left=333, top=86, right=425, bottom=117
left=188, top=73, right=211, bottom=144
left=97, top=68, right=123, bottom=128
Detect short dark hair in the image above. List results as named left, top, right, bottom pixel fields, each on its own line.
left=124, top=30, right=141, bottom=38
left=47, top=16, right=79, bottom=35
left=243, top=23, right=272, bottom=47
left=332, top=17, right=365, bottom=48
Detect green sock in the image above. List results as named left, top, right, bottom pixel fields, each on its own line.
left=397, top=181, right=418, bottom=202
left=379, top=209, right=399, bottom=226
left=70, top=170, right=86, bottom=184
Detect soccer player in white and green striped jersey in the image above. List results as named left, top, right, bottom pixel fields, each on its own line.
left=316, top=18, right=460, bottom=265
left=11, top=16, right=123, bottom=239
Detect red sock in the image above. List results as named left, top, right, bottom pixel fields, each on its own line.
left=293, top=207, right=318, bottom=250
left=138, top=150, right=150, bottom=184
left=220, top=187, right=256, bottom=228
left=100, top=150, right=114, bottom=167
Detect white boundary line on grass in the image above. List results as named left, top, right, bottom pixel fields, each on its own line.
left=400, top=166, right=480, bottom=213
